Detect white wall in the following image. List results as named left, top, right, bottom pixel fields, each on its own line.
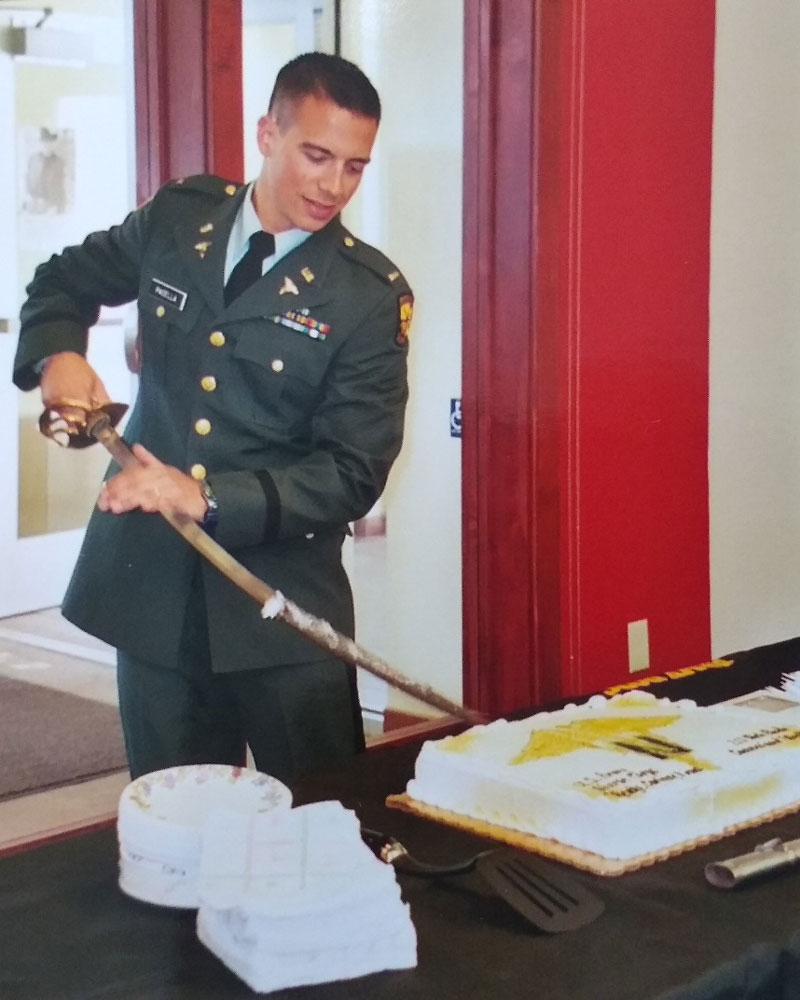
left=241, top=1, right=336, bottom=180
left=709, top=0, right=800, bottom=654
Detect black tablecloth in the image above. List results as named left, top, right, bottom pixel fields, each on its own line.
left=2, top=638, right=800, bottom=1000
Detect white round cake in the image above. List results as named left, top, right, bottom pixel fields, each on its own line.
left=117, top=764, right=292, bottom=908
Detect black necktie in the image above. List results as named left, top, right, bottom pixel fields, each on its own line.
left=224, top=230, right=275, bottom=306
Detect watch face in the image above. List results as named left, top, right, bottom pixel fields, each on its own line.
left=200, top=480, right=218, bottom=529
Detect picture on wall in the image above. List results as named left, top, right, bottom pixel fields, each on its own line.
left=21, top=126, right=74, bottom=214
left=17, top=126, right=75, bottom=250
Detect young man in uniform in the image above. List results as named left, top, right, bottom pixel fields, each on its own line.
left=13, top=53, right=413, bottom=783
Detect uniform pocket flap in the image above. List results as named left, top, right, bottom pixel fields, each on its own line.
left=233, top=324, right=331, bottom=386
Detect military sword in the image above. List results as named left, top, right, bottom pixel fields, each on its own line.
left=40, top=403, right=481, bottom=725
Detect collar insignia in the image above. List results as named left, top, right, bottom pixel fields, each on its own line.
left=279, top=276, right=300, bottom=296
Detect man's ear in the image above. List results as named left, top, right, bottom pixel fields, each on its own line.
left=256, top=113, right=277, bottom=157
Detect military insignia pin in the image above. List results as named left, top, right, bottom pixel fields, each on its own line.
left=269, top=311, right=330, bottom=341
left=397, top=294, right=414, bottom=347
left=199, top=222, right=214, bottom=233
left=279, top=276, right=300, bottom=296
left=194, top=241, right=212, bottom=258
left=387, top=270, right=400, bottom=282
left=301, top=267, right=315, bottom=284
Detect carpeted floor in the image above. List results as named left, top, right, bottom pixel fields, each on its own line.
left=0, top=675, right=128, bottom=801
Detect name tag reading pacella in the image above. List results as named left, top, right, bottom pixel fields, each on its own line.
left=150, top=278, right=188, bottom=311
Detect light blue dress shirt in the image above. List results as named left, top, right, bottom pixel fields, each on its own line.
left=224, top=182, right=310, bottom=282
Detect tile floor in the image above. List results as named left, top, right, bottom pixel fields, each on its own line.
left=0, top=609, right=125, bottom=852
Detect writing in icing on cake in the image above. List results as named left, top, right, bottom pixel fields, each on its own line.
left=574, top=765, right=702, bottom=800
left=729, top=726, right=800, bottom=755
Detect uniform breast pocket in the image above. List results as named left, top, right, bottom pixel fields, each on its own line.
left=140, top=282, right=204, bottom=333
left=233, top=324, right=333, bottom=427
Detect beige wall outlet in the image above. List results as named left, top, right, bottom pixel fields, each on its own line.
left=627, top=619, right=650, bottom=674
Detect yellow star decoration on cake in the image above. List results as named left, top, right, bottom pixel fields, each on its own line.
left=508, top=715, right=717, bottom=771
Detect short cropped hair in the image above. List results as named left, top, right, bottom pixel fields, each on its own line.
left=268, top=52, right=381, bottom=125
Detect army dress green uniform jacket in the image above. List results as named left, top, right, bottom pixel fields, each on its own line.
left=13, top=175, right=412, bottom=674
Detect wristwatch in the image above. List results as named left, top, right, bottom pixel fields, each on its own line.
left=199, top=478, right=219, bottom=535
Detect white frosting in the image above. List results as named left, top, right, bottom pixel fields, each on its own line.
left=261, top=591, right=286, bottom=619
left=406, top=692, right=800, bottom=861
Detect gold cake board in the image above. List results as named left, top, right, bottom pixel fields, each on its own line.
left=386, top=793, right=800, bottom=877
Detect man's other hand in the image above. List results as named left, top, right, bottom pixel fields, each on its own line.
left=98, top=444, right=208, bottom=522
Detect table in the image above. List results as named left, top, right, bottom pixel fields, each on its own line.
left=2, top=638, right=800, bottom=1000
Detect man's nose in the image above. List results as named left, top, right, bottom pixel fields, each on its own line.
left=319, top=162, right=345, bottom=199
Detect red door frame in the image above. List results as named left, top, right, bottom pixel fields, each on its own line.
left=133, top=0, right=243, bottom=202
left=462, top=1, right=555, bottom=716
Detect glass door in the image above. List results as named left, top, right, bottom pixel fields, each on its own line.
left=340, top=1, right=465, bottom=721
left=0, top=0, right=137, bottom=618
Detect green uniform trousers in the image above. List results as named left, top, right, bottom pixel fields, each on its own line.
left=116, top=569, right=365, bottom=783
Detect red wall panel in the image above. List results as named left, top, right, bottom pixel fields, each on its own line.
left=554, top=0, right=716, bottom=693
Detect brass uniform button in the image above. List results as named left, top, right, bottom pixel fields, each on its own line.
left=195, top=418, right=211, bottom=436
left=156, top=305, right=166, bottom=317
left=201, top=375, right=217, bottom=392
left=225, top=184, right=237, bottom=195
left=271, top=359, right=284, bottom=373
left=209, top=331, right=225, bottom=347
left=343, top=236, right=355, bottom=247
left=190, top=464, right=207, bottom=481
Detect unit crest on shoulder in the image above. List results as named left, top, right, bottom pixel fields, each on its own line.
left=397, top=294, right=414, bottom=348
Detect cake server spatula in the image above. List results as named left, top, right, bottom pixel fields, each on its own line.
left=361, top=828, right=604, bottom=933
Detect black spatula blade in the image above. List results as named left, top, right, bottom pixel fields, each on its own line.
left=475, top=849, right=604, bottom=933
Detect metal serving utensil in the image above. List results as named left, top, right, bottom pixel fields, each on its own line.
left=705, top=836, right=800, bottom=889
left=361, top=828, right=604, bottom=933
